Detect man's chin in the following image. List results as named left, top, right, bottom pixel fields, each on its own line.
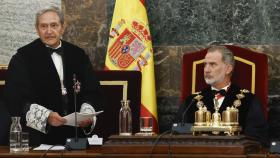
left=44, top=41, right=59, bottom=48
left=205, top=79, right=214, bottom=85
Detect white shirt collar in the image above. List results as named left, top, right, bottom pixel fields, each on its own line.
left=211, top=83, right=231, bottom=91
left=45, top=41, right=62, bottom=49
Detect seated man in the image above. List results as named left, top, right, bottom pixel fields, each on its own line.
left=175, top=45, right=269, bottom=146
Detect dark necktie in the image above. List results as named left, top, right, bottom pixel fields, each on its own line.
left=47, top=47, right=63, bottom=56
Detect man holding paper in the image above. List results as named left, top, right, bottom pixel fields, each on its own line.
left=4, top=6, right=103, bottom=146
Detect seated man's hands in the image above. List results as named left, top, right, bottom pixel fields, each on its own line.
left=48, top=112, right=67, bottom=126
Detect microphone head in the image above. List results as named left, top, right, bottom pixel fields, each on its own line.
left=172, top=123, right=192, bottom=134
left=73, top=74, right=76, bottom=82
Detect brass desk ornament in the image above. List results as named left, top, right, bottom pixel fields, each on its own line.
left=191, top=89, right=248, bottom=136
left=211, top=98, right=222, bottom=135
left=194, top=95, right=211, bottom=127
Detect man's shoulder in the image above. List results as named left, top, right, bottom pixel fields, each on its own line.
left=227, top=84, right=257, bottom=105
left=13, top=39, right=44, bottom=59
left=61, top=40, right=85, bottom=53
left=230, top=84, right=254, bottom=96
left=17, top=39, right=42, bottom=53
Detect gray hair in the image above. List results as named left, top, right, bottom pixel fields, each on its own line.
left=207, top=45, right=235, bottom=67
left=35, top=6, right=64, bottom=27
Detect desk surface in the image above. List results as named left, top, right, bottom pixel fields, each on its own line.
left=0, top=146, right=102, bottom=158
left=0, top=135, right=276, bottom=158
left=0, top=146, right=276, bottom=158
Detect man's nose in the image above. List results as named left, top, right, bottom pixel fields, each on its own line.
left=204, top=65, right=210, bottom=72
left=46, top=26, right=52, bottom=34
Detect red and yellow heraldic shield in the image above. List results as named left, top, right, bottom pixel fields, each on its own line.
left=105, top=0, right=158, bottom=132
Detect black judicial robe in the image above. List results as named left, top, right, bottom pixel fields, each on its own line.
left=4, top=39, right=103, bottom=146
left=175, top=84, right=269, bottom=146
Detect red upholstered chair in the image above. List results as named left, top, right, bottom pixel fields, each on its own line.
left=181, top=45, right=268, bottom=118
left=0, top=65, right=8, bottom=99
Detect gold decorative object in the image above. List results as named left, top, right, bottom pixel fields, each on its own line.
left=191, top=89, right=248, bottom=136
left=222, top=107, right=239, bottom=126
left=194, top=94, right=211, bottom=126
left=196, top=101, right=204, bottom=109
left=195, top=107, right=211, bottom=126
left=194, top=94, right=204, bottom=108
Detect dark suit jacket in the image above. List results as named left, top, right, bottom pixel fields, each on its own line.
left=4, top=38, right=103, bottom=146
left=175, top=84, right=269, bottom=146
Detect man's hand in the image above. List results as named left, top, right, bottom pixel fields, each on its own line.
left=48, top=112, right=67, bottom=126
left=78, top=118, right=93, bottom=128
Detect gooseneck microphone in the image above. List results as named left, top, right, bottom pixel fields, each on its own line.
left=181, top=98, right=196, bottom=126
left=172, top=98, right=196, bottom=134
left=73, top=74, right=80, bottom=142
left=65, top=74, right=88, bottom=150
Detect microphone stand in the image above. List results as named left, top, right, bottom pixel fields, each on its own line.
left=66, top=74, right=88, bottom=150
left=73, top=74, right=79, bottom=142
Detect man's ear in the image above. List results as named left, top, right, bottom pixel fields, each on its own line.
left=226, top=64, right=233, bottom=75
left=60, top=22, right=67, bottom=35
left=61, top=24, right=65, bottom=34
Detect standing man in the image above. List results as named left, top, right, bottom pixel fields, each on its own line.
left=4, top=6, right=103, bottom=146
left=175, top=46, right=269, bottom=146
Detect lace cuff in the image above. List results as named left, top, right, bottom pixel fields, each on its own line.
left=26, top=104, right=51, bottom=134
left=80, top=103, right=96, bottom=135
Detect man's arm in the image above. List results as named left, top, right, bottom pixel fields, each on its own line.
left=4, top=54, right=66, bottom=134
left=4, top=54, right=33, bottom=117
left=244, top=96, right=269, bottom=147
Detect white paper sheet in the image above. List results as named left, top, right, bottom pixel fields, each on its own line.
left=63, top=111, right=103, bottom=126
left=33, top=144, right=65, bottom=151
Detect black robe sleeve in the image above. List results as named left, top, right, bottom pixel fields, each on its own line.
left=4, top=54, right=33, bottom=119
left=244, top=96, right=269, bottom=147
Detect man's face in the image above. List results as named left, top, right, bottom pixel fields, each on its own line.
left=36, top=11, right=64, bottom=48
left=203, top=50, right=233, bottom=88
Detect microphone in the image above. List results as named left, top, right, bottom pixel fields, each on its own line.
left=65, top=74, right=88, bottom=150
left=172, top=98, right=196, bottom=134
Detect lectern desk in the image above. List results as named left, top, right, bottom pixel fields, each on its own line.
left=0, top=135, right=274, bottom=158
